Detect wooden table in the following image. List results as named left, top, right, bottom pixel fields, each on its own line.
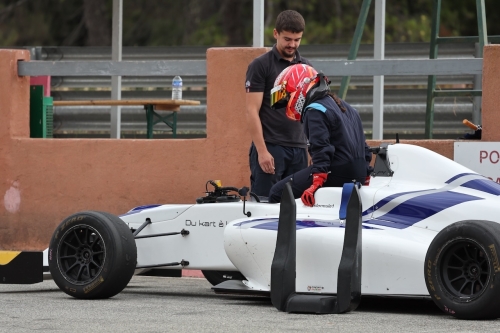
left=52, top=99, right=201, bottom=139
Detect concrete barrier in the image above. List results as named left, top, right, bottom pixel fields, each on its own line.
left=0, top=45, right=499, bottom=250
left=482, top=46, right=500, bottom=141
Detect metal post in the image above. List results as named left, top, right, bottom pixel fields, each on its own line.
left=476, top=0, right=488, bottom=58
left=110, top=0, right=123, bottom=139
left=424, top=0, right=441, bottom=139
left=253, top=0, right=264, bottom=47
left=474, top=0, right=487, bottom=125
left=146, top=105, right=154, bottom=139
left=338, top=0, right=372, bottom=99
left=172, top=112, right=177, bottom=138
left=472, top=43, right=482, bottom=125
left=372, top=0, right=385, bottom=140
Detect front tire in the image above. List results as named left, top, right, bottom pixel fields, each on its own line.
left=48, top=211, right=137, bottom=299
left=425, top=220, right=500, bottom=319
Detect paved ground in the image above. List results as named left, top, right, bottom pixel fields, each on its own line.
left=1, top=276, right=499, bottom=333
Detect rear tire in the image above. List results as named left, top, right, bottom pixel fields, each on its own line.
left=48, top=211, right=137, bottom=299
left=424, top=220, right=500, bottom=319
left=201, top=270, right=246, bottom=286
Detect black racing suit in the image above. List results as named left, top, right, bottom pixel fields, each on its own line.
left=268, top=95, right=372, bottom=203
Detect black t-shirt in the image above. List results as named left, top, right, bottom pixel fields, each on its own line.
left=245, top=45, right=310, bottom=148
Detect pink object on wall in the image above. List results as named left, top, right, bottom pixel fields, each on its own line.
left=29, top=76, right=51, bottom=96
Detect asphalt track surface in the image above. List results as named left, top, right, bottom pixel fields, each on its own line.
left=1, top=275, right=500, bottom=333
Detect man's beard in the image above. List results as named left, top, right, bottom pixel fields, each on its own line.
left=281, top=46, right=296, bottom=57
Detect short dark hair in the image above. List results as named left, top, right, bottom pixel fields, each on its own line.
left=275, top=10, right=305, bottom=33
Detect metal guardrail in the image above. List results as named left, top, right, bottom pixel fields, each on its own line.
left=22, top=43, right=479, bottom=88
left=16, top=43, right=483, bottom=139
left=19, top=58, right=482, bottom=77
left=19, top=60, right=208, bottom=76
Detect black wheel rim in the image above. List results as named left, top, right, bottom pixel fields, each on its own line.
left=57, top=224, right=106, bottom=285
left=439, top=239, right=490, bottom=300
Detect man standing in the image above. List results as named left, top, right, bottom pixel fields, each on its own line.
left=245, top=10, right=311, bottom=198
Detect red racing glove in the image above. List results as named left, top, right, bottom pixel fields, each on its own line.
left=301, top=173, right=328, bottom=207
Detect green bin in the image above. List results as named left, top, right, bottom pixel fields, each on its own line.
left=30, top=85, right=53, bottom=138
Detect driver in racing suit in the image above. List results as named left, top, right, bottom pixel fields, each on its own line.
left=268, top=64, right=372, bottom=206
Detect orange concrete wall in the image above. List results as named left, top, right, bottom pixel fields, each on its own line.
left=0, top=48, right=265, bottom=250
left=482, top=45, right=500, bottom=141
left=0, top=45, right=499, bottom=250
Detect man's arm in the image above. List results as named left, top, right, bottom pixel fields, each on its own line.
left=246, top=92, right=275, bottom=174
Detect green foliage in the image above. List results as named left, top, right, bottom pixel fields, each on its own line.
left=187, top=17, right=227, bottom=46
left=383, top=14, right=432, bottom=43
left=0, top=0, right=499, bottom=47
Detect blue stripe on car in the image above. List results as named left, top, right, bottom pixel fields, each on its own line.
left=365, top=191, right=482, bottom=229
left=364, top=218, right=408, bottom=229
left=232, top=218, right=277, bottom=227
left=120, top=204, right=162, bottom=216
left=235, top=189, right=482, bottom=231
left=460, top=179, right=500, bottom=195
left=445, top=173, right=479, bottom=184
left=362, top=190, right=429, bottom=216
left=444, top=173, right=500, bottom=195
left=234, top=218, right=379, bottom=230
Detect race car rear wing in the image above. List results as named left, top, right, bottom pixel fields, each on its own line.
left=270, top=181, right=362, bottom=314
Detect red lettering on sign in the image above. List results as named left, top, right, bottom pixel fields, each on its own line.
left=479, top=150, right=500, bottom=164
left=480, top=150, right=488, bottom=163
left=490, top=151, right=500, bottom=164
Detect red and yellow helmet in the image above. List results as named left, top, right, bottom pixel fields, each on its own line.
left=270, top=64, right=319, bottom=121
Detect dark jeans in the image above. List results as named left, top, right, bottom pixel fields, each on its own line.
left=249, top=142, right=307, bottom=198
left=268, top=162, right=366, bottom=204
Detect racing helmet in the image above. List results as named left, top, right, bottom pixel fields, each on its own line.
left=270, top=64, right=330, bottom=121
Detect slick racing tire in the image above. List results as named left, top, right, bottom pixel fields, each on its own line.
left=201, top=270, right=246, bottom=286
left=424, top=220, right=500, bottom=319
left=48, top=211, right=137, bottom=299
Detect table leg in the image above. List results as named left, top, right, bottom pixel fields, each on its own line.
left=145, top=104, right=178, bottom=139
left=172, top=111, right=177, bottom=138
left=145, top=104, right=154, bottom=139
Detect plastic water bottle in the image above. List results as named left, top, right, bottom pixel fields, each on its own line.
left=172, top=75, right=183, bottom=100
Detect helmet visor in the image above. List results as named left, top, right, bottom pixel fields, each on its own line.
left=270, top=84, right=288, bottom=108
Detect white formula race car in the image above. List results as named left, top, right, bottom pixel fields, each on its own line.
left=2, top=143, right=500, bottom=320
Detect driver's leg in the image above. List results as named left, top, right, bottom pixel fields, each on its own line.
left=268, top=166, right=314, bottom=203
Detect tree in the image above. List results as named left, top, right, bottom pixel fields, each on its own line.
left=0, top=0, right=498, bottom=47
left=82, top=0, right=111, bottom=46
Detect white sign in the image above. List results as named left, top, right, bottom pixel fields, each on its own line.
left=454, top=142, right=500, bottom=183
